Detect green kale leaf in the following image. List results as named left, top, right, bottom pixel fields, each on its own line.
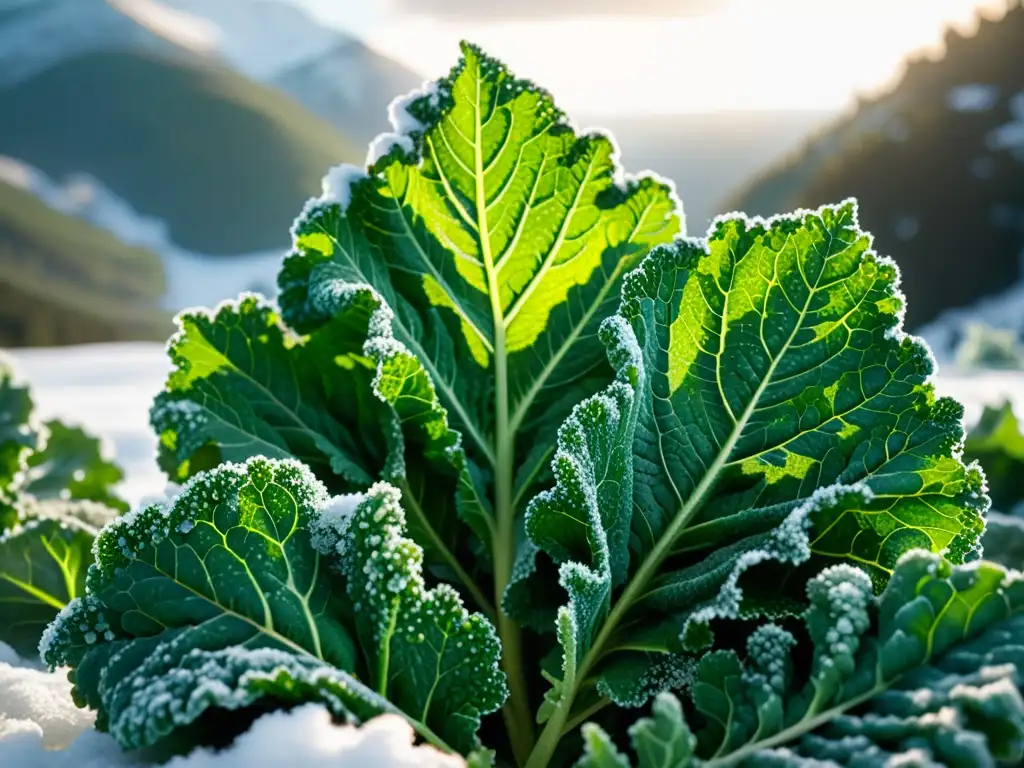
left=41, top=457, right=505, bottom=757
left=577, top=551, right=1024, bottom=767
left=522, top=202, right=988, bottom=765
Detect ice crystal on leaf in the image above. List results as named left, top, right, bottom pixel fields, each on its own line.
left=521, top=202, right=989, bottom=765
left=40, top=457, right=504, bottom=757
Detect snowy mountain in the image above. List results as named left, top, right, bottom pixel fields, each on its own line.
left=0, top=156, right=281, bottom=311
left=0, top=0, right=175, bottom=86
left=110, top=0, right=422, bottom=143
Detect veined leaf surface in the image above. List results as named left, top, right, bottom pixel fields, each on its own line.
left=280, top=45, right=680, bottom=747
left=282, top=42, right=680, bottom=563
left=522, top=202, right=988, bottom=765
left=0, top=499, right=114, bottom=657
left=41, top=457, right=505, bottom=756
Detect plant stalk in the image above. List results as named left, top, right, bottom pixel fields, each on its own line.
left=493, top=331, right=535, bottom=764
left=471, top=63, right=535, bottom=764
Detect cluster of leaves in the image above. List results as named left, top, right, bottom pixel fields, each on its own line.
left=23, top=41, right=1024, bottom=768
left=0, top=356, right=126, bottom=657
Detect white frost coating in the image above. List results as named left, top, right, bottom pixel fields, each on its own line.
left=386, top=80, right=441, bottom=135
left=685, top=483, right=876, bottom=637
left=309, top=492, right=364, bottom=555
left=319, top=164, right=369, bottom=214
left=947, top=84, right=1000, bottom=113
left=365, top=133, right=414, bottom=167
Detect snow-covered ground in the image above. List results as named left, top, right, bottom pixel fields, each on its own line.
left=0, top=639, right=465, bottom=767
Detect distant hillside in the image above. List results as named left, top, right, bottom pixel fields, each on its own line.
left=0, top=179, right=170, bottom=347
left=728, top=2, right=1024, bottom=329
left=0, top=47, right=361, bottom=255
left=150, top=0, right=423, bottom=145
left=272, top=39, right=422, bottom=145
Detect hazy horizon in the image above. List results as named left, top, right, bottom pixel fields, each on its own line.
left=296, top=0, right=1009, bottom=115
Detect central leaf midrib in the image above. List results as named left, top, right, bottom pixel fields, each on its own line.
left=508, top=196, right=661, bottom=434
left=468, top=62, right=534, bottom=758
left=308, top=219, right=496, bottom=466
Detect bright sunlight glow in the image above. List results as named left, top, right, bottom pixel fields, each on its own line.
left=301, top=0, right=1008, bottom=115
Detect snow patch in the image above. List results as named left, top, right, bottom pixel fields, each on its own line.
left=0, top=679, right=465, bottom=767
left=386, top=81, right=441, bottom=135
left=366, top=134, right=414, bottom=167
left=0, top=660, right=95, bottom=750
left=988, top=91, right=1024, bottom=159
left=916, top=248, right=1024, bottom=365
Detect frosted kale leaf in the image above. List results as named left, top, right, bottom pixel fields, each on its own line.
left=280, top=41, right=681, bottom=749
left=25, top=420, right=127, bottom=513
left=576, top=692, right=695, bottom=768
left=576, top=552, right=1024, bottom=767
left=151, top=294, right=386, bottom=490
left=152, top=290, right=493, bottom=619
left=0, top=358, right=44, bottom=527
left=963, top=400, right=1024, bottom=512
left=313, top=482, right=507, bottom=753
left=523, top=202, right=988, bottom=762
left=0, top=499, right=114, bottom=657
left=0, top=358, right=124, bottom=655
left=40, top=457, right=504, bottom=756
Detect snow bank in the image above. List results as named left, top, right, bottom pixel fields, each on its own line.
left=917, top=249, right=1024, bottom=366
left=0, top=659, right=96, bottom=751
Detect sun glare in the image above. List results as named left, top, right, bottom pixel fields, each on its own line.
left=359, top=0, right=1008, bottom=115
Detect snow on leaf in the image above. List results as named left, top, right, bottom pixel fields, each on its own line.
left=319, top=482, right=507, bottom=754
left=522, top=202, right=989, bottom=754
left=39, top=457, right=505, bottom=757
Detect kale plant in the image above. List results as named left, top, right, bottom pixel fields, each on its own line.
left=0, top=357, right=125, bottom=657
left=27, top=43, right=1024, bottom=768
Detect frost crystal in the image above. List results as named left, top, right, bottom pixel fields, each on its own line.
left=319, top=164, right=369, bottom=213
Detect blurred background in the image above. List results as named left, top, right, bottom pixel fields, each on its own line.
left=1, top=0, right=1023, bottom=502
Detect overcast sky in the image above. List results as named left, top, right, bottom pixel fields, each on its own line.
left=296, top=0, right=1007, bottom=115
